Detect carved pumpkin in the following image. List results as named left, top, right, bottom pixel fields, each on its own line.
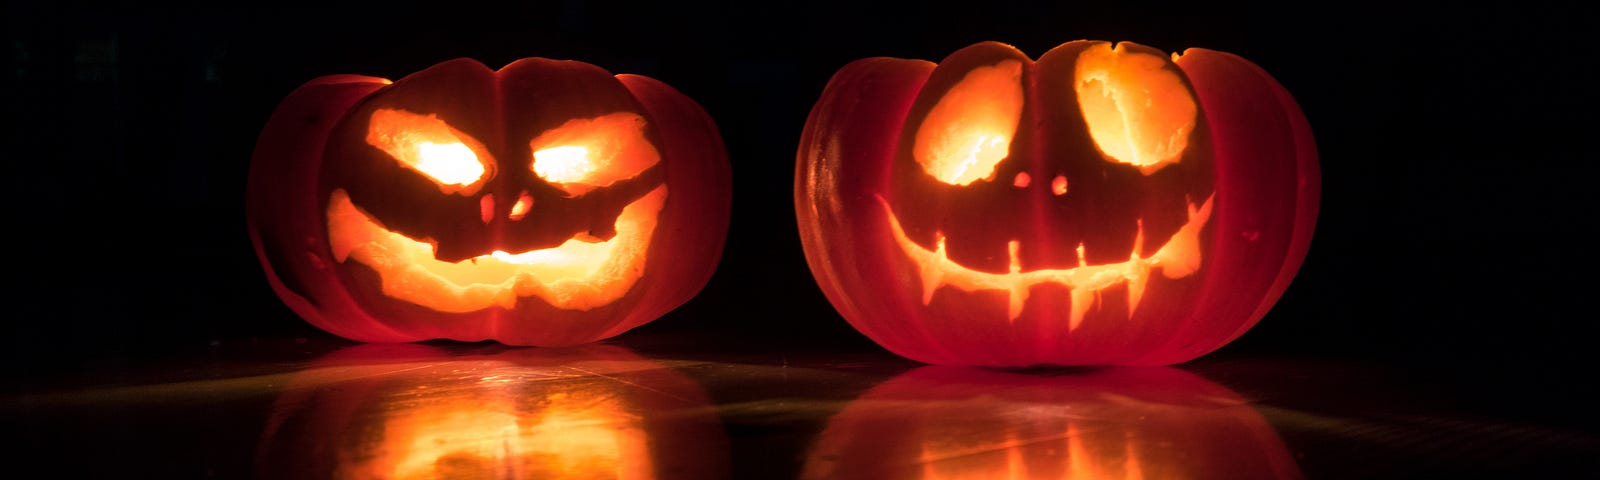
left=248, top=58, right=731, bottom=346
left=802, top=367, right=1302, bottom=479
left=796, top=40, right=1318, bottom=365
left=256, top=344, right=731, bottom=479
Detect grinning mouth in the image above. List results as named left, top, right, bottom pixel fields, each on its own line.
left=882, top=194, right=1213, bottom=328
left=325, top=186, right=667, bottom=313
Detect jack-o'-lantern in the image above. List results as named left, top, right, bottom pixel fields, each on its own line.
left=248, top=58, right=731, bottom=346
left=796, top=41, right=1318, bottom=365
left=255, top=344, right=730, bottom=479
left=802, top=367, right=1302, bottom=479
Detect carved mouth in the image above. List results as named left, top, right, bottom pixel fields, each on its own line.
left=882, top=194, right=1213, bottom=328
left=326, top=186, right=667, bottom=313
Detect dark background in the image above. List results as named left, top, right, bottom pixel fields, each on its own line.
left=6, top=1, right=1593, bottom=418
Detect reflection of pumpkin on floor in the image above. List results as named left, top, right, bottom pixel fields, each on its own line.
left=796, top=40, right=1319, bottom=366
left=248, top=58, right=730, bottom=346
left=803, top=366, right=1302, bottom=479
left=256, top=344, right=730, bottom=479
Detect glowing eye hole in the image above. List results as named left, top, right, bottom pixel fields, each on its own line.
left=530, top=112, right=661, bottom=197
left=367, top=108, right=490, bottom=191
left=914, top=60, right=1024, bottom=186
left=1075, top=43, right=1197, bottom=174
left=532, top=146, right=594, bottom=182
left=415, top=142, right=484, bottom=185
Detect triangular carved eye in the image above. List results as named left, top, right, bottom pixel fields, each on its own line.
left=1074, top=43, right=1196, bottom=175
left=530, top=112, right=660, bottom=197
left=366, top=108, right=493, bottom=193
left=913, top=60, right=1024, bottom=186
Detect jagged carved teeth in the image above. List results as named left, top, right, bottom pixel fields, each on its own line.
left=880, top=194, right=1214, bottom=329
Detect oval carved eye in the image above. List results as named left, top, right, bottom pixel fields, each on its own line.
left=530, top=112, right=661, bottom=197
left=366, top=108, right=492, bottom=192
left=1074, top=43, right=1196, bottom=174
left=913, top=60, right=1025, bottom=186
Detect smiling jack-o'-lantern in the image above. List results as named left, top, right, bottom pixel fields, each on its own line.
left=796, top=41, right=1318, bottom=365
left=249, top=58, right=730, bottom=346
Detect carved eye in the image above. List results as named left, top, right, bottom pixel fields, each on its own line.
left=530, top=112, right=661, bottom=197
left=1074, top=43, right=1197, bottom=174
left=366, top=109, right=492, bottom=192
left=913, top=60, right=1025, bottom=186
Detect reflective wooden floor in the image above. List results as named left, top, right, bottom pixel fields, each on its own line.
left=4, top=332, right=1596, bottom=479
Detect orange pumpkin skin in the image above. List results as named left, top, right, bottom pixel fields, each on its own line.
left=795, top=41, right=1318, bottom=366
left=802, top=367, right=1302, bottom=479
left=248, top=58, right=730, bottom=346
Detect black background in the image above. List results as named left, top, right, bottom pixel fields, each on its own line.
left=6, top=1, right=1594, bottom=421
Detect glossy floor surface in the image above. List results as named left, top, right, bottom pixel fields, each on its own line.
left=5, top=333, right=1597, bottom=479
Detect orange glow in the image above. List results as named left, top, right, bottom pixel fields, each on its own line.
left=884, top=194, right=1214, bottom=327
left=1012, top=172, right=1031, bottom=188
left=1075, top=43, right=1196, bottom=175
left=531, top=113, right=661, bottom=197
left=341, top=385, right=652, bottom=479
left=914, top=61, right=1024, bottom=186
left=915, top=425, right=1149, bottom=480
left=367, top=109, right=490, bottom=191
left=1051, top=175, right=1068, bottom=196
left=415, top=142, right=484, bottom=185
left=916, top=430, right=1031, bottom=480
left=532, top=146, right=593, bottom=182
left=325, top=186, right=667, bottom=312
left=801, top=366, right=1302, bottom=479
left=509, top=191, right=533, bottom=221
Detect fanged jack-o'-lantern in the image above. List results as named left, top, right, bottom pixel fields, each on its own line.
left=796, top=41, right=1319, bottom=366
left=248, top=58, right=731, bottom=346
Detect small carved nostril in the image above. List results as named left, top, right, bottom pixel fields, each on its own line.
left=479, top=195, right=494, bottom=224
left=508, top=190, right=532, bottom=221
left=1052, top=175, right=1069, bottom=196
left=1013, top=171, right=1031, bottom=188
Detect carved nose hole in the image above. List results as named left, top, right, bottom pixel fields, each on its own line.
left=1052, top=175, right=1068, bottom=196
left=1012, top=171, right=1031, bottom=188
left=508, top=190, right=533, bottom=221
left=479, top=195, right=494, bottom=224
